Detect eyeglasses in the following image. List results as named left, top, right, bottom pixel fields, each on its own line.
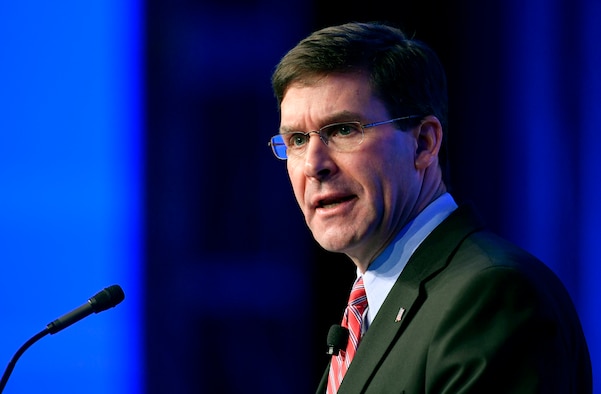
left=268, top=115, right=422, bottom=160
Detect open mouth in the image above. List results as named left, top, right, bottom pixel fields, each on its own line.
left=317, top=195, right=355, bottom=209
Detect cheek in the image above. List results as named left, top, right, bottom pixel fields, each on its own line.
left=366, top=143, right=415, bottom=203
left=381, top=139, right=416, bottom=177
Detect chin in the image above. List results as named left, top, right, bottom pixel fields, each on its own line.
left=314, top=233, right=353, bottom=254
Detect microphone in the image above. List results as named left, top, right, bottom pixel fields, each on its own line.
left=46, top=284, right=125, bottom=334
left=0, top=284, right=125, bottom=393
left=326, top=324, right=349, bottom=356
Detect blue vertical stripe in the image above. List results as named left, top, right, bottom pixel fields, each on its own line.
left=578, top=0, right=601, bottom=388
left=0, top=1, right=142, bottom=392
left=500, top=0, right=601, bottom=390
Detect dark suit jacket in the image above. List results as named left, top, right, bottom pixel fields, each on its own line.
left=317, top=204, right=592, bottom=393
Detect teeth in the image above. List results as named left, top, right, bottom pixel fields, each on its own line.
left=321, top=201, right=341, bottom=209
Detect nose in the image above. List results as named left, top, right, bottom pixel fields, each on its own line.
left=303, top=133, right=335, bottom=180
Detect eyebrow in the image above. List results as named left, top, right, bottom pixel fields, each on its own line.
left=279, top=110, right=364, bottom=134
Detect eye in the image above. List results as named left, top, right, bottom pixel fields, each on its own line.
left=323, top=122, right=362, bottom=139
left=286, top=132, right=309, bottom=148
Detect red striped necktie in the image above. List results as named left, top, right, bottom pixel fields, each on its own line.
left=327, top=276, right=368, bottom=394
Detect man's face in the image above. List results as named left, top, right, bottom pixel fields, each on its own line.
left=280, top=73, right=426, bottom=269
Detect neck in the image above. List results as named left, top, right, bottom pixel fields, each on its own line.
left=350, top=181, right=448, bottom=273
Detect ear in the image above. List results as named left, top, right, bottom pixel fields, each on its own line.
left=414, top=115, right=443, bottom=170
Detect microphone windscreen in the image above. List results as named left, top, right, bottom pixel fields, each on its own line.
left=326, top=324, right=349, bottom=355
left=89, top=285, right=125, bottom=313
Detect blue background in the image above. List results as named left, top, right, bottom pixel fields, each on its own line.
left=1, top=0, right=599, bottom=393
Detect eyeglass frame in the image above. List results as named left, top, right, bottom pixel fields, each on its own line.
left=268, top=114, right=423, bottom=160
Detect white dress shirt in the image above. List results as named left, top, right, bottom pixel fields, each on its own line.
left=360, top=193, right=458, bottom=329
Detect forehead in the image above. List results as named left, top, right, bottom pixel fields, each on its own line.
left=280, top=73, right=388, bottom=128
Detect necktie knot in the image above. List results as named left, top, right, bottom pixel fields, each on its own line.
left=348, top=278, right=368, bottom=314
left=342, top=277, right=368, bottom=333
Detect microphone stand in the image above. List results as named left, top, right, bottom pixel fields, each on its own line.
left=0, top=328, right=49, bottom=393
left=0, top=285, right=123, bottom=392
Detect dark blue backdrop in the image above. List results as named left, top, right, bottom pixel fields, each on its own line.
left=1, top=0, right=599, bottom=393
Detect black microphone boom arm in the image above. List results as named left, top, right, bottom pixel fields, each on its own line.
left=0, top=284, right=125, bottom=393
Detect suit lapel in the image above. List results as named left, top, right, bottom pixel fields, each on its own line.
left=337, top=204, right=484, bottom=393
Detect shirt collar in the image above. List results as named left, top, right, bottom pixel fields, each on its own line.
left=360, top=193, right=458, bottom=326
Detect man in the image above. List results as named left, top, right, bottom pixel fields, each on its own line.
left=267, top=21, right=592, bottom=393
